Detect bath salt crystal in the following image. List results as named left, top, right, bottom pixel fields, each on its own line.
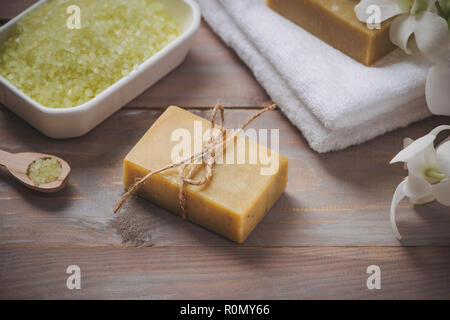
left=28, top=157, right=62, bottom=185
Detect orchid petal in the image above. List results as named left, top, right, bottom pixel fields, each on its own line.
left=406, top=144, right=437, bottom=177
left=430, top=125, right=450, bottom=136
left=397, top=0, right=413, bottom=12
left=403, top=137, right=414, bottom=148
left=355, top=0, right=405, bottom=24
left=403, top=138, right=414, bottom=169
left=404, top=173, right=433, bottom=198
left=390, top=133, right=436, bottom=163
left=413, top=12, right=450, bottom=63
left=390, top=179, right=407, bottom=240
left=389, top=14, right=417, bottom=53
left=436, top=140, right=450, bottom=176
left=432, top=179, right=450, bottom=205
left=410, top=0, right=429, bottom=15
left=428, top=0, right=441, bottom=12
left=426, top=64, right=450, bottom=116
left=409, top=194, right=436, bottom=204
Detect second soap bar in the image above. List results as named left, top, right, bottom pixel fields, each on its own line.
left=267, top=0, right=395, bottom=65
left=123, top=106, right=288, bottom=243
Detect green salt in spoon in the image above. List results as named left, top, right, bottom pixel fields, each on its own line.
left=0, top=150, right=70, bottom=192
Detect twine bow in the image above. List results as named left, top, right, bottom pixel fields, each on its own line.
left=114, top=103, right=276, bottom=218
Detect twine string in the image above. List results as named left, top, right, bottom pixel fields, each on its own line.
left=113, top=103, right=276, bottom=217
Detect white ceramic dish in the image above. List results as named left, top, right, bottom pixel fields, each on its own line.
left=0, top=0, right=200, bottom=138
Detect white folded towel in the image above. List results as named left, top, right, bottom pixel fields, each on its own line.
left=195, top=0, right=432, bottom=152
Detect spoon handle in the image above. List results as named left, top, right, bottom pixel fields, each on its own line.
left=0, top=150, right=14, bottom=168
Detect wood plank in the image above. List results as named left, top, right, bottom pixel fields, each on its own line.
left=1, top=107, right=449, bottom=247
left=0, top=246, right=449, bottom=299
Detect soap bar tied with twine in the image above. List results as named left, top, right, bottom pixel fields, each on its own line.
left=114, top=103, right=277, bottom=219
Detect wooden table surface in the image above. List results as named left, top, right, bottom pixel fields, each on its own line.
left=1, top=1, right=449, bottom=300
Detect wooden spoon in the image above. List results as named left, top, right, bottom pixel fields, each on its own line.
left=0, top=150, right=70, bottom=192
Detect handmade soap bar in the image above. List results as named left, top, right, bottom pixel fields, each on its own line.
left=266, top=0, right=395, bottom=66
left=123, top=106, right=288, bottom=243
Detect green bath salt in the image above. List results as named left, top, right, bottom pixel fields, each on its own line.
left=0, top=0, right=180, bottom=108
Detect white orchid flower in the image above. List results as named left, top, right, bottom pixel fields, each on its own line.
left=426, top=62, right=450, bottom=116
left=355, top=0, right=450, bottom=62
left=390, top=125, right=450, bottom=239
